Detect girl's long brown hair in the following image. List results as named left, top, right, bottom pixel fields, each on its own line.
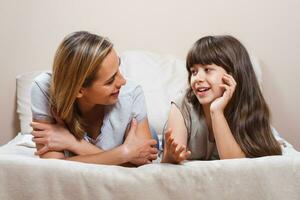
left=186, top=35, right=282, bottom=157
left=51, top=31, right=113, bottom=139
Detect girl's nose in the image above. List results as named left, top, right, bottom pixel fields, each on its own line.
left=195, top=70, right=205, bottom=81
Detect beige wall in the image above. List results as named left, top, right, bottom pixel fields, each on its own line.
left=0, top=0, right=299, bottom=150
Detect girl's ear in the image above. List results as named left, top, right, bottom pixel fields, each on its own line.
left=76, top=88, right=85, bottom=98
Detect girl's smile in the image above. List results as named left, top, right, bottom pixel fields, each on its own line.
left=190, top=64, right=227, bottom=105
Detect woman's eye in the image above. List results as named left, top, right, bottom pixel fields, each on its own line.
left=106, top=79, right=114, bottom=85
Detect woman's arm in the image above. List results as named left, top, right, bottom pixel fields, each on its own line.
left=31, top=120, right=103, bottom=157
left=161, top=104, right=191, bottom=164
left=124, top=118, right=158, bottom=166
left=32, top=119, right=157, bottom=165
left=32, top=119, right=65, bottom=159
left=65, top=118, right=157, bottom=165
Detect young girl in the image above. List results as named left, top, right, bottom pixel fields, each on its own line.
left=30, top=31, right=158, bottom=166
left=162, top=35, right=282, bottom=163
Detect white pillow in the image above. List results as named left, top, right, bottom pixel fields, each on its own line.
left=120, top=51, right=188, bottom=135
left=16, top=51, right=261, bottom=136
left=16, top=71, right=47, bottom=134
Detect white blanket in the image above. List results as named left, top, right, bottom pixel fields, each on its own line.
left=1, top=134, right=300, bottom=200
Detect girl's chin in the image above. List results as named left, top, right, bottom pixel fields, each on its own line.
left=196, top=96, right=215, bottom=106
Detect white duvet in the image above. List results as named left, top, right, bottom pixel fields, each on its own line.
left=1, top=133, right=300, bottom=200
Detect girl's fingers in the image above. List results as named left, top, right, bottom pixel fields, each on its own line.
left=175, top=146, right=186, bottom=160
left=184, top=150, right=192, bottom=159
left=171, top=142, right=178, bottom=154
left=164, top=129, right=172, bottom=139
left=223, top=74, right=237, bottom=89
left=220, top=83, right=235, bottom=98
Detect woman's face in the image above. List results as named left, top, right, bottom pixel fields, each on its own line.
left=190, top=64, right=227, bottom=106
left=78, top=49, right=126, bottom=106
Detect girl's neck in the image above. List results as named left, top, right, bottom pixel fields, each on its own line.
left=202, top=104, right=211, bottom=127
left=202, top=104, right=215, bottom=143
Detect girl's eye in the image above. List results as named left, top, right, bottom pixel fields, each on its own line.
left=191, top=69, right=197, bottom=76
left=205, top=68, right=211, bottom=72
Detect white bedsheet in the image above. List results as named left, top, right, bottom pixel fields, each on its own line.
left=1, top=134, right=300, bottom=200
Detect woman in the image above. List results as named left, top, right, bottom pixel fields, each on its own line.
left=31, top=31, right=158, bottom=166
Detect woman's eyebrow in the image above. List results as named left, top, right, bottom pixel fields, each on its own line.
left=104, top=71, right=118, bottom=84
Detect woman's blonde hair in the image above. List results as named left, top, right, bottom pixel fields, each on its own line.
left=51, top=31, right=113, bottom=139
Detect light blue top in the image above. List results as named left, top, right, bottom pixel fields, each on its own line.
left=31, top=72, right=147, bottom=151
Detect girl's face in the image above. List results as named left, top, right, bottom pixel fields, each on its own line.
left=78, top=49, right=126, bottom=106
left=190, top=64, right=227, bottom=106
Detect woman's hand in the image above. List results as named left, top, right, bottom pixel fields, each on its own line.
left=30, top=122, right=77, bottom=155
left=162, top=129, right=191, bottom=164
left=210, top=74, right=237, bottom=113
left=123, top=118, right=158, bottom=165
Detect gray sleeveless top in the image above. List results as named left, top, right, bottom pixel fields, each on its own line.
left=171, top=95, right=219, bottom=160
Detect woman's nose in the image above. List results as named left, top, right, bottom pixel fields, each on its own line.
left=116, top=72, right=126, bottom=87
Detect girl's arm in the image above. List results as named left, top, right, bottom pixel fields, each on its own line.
left=161, top=104, right=191, bottom=164
left=210, top=111, right=245, bottom=159
left=210, top=74, right=245, bottom=159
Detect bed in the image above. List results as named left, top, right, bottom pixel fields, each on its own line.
left=1, top=51, right=300, bottom=200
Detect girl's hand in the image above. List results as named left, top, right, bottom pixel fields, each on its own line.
left=30, top=122, right=76, bottom=155
left=210, top=74, right=237, bottom=113
left=162, top=129, right=191, bottom=164
left=123, top=118, right=158, bottom=165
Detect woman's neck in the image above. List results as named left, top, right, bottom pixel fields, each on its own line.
left=77, top=99, right=105, bottom=139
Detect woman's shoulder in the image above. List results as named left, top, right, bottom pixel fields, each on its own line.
left=119, top=79, right=143, bottom=98
left=31, top=71, right=52, bottom=97
left=33, top=71, right=52, bottom=89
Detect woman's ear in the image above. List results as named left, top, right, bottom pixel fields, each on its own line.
left=76, top=88, right=85, bottom=98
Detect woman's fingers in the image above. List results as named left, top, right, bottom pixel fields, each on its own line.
left=148, top=154, right=157, bottom=160
left=30, top=122, right=50, bottom=130
left=31, top=130, right=47, bottom=138
left=32, top=137, right=47, bottom=144
left=35, top=145, right=49, bottom=155
left=147, top=139, right=157, bottom=147
left=150, top=147, right=158, bottom=154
